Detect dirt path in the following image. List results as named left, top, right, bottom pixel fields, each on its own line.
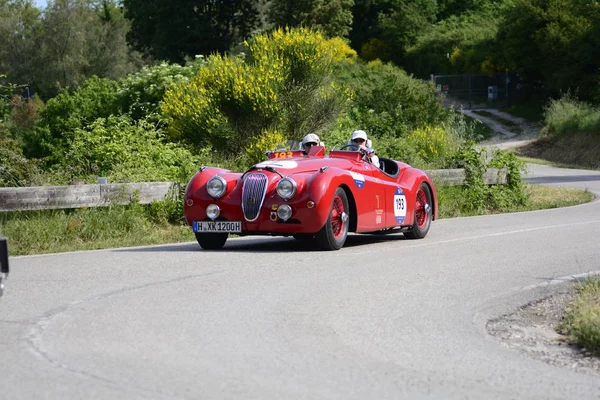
left=464, top=108, right=541, bottom=150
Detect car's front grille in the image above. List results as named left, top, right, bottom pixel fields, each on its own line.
left=242, top=173, right=268, bottom=221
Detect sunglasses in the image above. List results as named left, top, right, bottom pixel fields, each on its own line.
left=352, top=138, right=366, bottom=143
left=304, top=142, right=318, bottom=147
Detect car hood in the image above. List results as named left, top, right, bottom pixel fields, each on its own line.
left=251, top=155, right=358, bottom=176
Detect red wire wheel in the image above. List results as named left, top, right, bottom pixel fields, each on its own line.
left=316, top=187, right=350, bottom=250
left=405, top=183, right=432, bottom=239
left=331, top=195, right=346, bottom=239
left=415, top=187, right=429, bottom=229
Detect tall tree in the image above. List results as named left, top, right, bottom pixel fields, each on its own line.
left=37, top=0, right=138, bottom=97
left=350, top=0, right=436, bottom=64
left=123, top=0, right=261, bottom=63
left=266, top=0, right=354, bottom=39
left=0, top=0, right=43, bottom=89
left=497, top=0, right=600, bottom=100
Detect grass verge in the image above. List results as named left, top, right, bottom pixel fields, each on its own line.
left=558, top=278, right=600, bottom=355
left=0, top=185, right=593, bottom=256
left=437, top=184, right=594, bottom=219
left=0, top=205, right=194, bottom=256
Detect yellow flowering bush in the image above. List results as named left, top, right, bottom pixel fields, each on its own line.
left=162, top=27, right=353, bottom=153
left=408, top=125, right=457, bottom=164
left=243, top=128, right=286, bottom=166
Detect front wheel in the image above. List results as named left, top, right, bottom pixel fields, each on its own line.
left=195, top=232, right=228, bottom=250
left=404, top=183, right=433, bottom=239
left=315, top=188, right=350, bottom=250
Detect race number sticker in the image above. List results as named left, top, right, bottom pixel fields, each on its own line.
left=394, top=187, right=407, bottom=224
left=255, top=160, right=298, bottom=169
left=349, top=171, right=365, bottom=189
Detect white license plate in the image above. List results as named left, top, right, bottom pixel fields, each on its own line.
left=193, top=221, right=242, bottom=233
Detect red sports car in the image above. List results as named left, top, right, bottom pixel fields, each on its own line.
left=183, top=144, right=438, bottom=250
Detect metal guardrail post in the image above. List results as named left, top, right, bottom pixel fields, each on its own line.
left=0, top=238, right=8, bottom=298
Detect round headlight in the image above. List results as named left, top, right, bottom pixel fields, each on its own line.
left=277, top=204, right=292, bottom=221
left=276, top=178, right=297, bottom=200
left=206, top=204, right=220, bottom=220
left=206, top=176, right=227, bottom=198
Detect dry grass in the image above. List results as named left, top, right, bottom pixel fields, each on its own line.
left=514, top=133, right=600, bottom=170
left=558, top=278, right=600, bottom=355
left=523, top=185, right=595, bottom=210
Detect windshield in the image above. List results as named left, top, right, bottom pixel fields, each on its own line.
left=331, top=142, right=361, bottom=152
left=271, top=140, right=302, bottom=151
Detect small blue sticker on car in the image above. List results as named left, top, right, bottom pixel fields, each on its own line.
left=349, top=171, right=365, bottom=189
left=394, top=187, right=407, bottom=224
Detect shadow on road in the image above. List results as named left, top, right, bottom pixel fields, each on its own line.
left=112, top=233, right=408, bottom=253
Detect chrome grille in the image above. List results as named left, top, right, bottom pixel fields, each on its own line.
left=242, top=173, right=268, bottom=221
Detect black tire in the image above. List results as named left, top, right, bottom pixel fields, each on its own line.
left=404, top=183, right=433, bottom=239
left=194, top=232, right=228, bottom=250
left=315, top=188, right=350, bottom=250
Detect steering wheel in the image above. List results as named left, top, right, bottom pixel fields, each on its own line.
left=338, top=144, right=361, bottom=152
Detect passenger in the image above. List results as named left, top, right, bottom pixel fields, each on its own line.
left=350, top=130, right=379, bottom=168
left=301, top=133, right=321, bottom=154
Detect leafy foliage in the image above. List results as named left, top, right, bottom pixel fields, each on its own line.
left=34, top=76, right=121, bottom=162
left=445, top=144, right=527, bottom=213
left=0, top=129, right=42, bottom=187
left=542, top=93, right=600, bottom=139
left=497, top=0, right=600, bottom=101
left=117, top=57, right=206, bottom=120
left=406, top=7, right=505, bottom=77
left=333, top=60, right=451, bottom=138
left=55, top=115, right=201, bottom=183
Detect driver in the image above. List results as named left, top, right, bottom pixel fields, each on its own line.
left=301, top=133, right=321, bottom=154
left=350, top=130, right=379, bottom=168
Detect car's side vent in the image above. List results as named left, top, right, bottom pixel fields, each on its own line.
left=242, top=173, right=268, bottom=222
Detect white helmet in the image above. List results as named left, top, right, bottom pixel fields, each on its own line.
left=351, top=130, right=367, bottom=142
left=301, top=133, right=320, bottom=150
left=349, top=130, right=372, bottom=148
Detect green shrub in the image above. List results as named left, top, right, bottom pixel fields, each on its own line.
left=406, top=7, right=504, bottom=77
left=333, top=60, right=452, bottom=139
left=34, top=76, right=121, bottom=162
left=445, top=144, right=527, bottom=214
left=55, top=115, right=201, bottom=183
left=117, top=58, right=206, bottom=120
left=543, top=94, right=600, bottom=139
left=0, top=133, right=43, bottom=187
left=407, top=125, right=460, bottom=166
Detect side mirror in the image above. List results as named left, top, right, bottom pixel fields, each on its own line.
left=0, top=238, right=8, bottom=298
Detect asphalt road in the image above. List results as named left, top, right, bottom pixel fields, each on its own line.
left=1, top=164, right=600, bottom=399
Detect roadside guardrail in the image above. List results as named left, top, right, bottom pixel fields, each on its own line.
left=0, top=168, right=506, bottom=212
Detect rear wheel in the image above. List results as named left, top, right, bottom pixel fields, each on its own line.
left=315, top=188, right=350, bottom=250
left=404, top=183, right=433, bottom=239
left=194, top=232, right=228, bottom=250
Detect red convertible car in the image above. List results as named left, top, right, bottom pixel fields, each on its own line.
left=183, top=144, right=438, bottom=250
